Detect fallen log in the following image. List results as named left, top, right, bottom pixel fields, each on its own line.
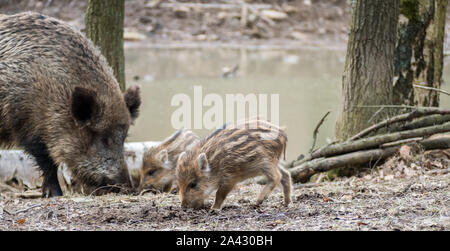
left=286, top=112, right=450, bottom=169
left=290, top=135, right=450, bottom=183
left=292, top=121, right=450, bottom=167
left=347, top=108, right=450, bottom=141
left=388, top=114, right=450, bottom=133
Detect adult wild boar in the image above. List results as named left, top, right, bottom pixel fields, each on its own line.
left=0, top=12, right=141, bottom=197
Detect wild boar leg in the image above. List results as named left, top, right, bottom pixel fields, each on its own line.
left=212, top=183, right=235, bottom=210
left=256, top=165, right=281, bottom=205
left=21, top=136, right=63, bottom=197
left=278, top=165, right=292, bottom=206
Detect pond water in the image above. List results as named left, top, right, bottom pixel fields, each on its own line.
left=125, top=48, right=450, bottom=160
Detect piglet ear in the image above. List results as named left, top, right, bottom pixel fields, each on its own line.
left=159, top=149, right=169, bottom=164
left=177, top=152, right=186, bottom=164
left=197, top=153, right=210, bottom=173
left=124, top=85, right=141, bottom=122
left=176, top=152, right=187, bottom=174
left=71, top=87, right=99, bottom=127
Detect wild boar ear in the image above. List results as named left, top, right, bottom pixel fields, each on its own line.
left=197, top=153, right=210, bottom=173
left=159, top=149, right=169, bottom=164
left=71, top=87, right=99, bottom=127
left=124, top=85, right=141, bottom=122
left=176, top=152, right=187, bottom=174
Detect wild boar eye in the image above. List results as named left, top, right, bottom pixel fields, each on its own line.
left=102, top=136, right=112, bottom=146
left=189, top=181, right=197, bottom=189
left=147, top=169, right=156, bottom=176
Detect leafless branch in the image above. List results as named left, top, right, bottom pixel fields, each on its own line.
left=413, top=84, right=450, bottom=96
left=310, top=111, right=331, bottom=153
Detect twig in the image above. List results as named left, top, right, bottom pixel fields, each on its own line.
left=369, top=149, right=386, bottom=170
left=358, top=105, right=420, bottom=109
left=394, top=178, right=418, bottom=196
left=3, top=208, right=12, bottom=215
left=368, top=107, right=384, bottom=123
left=138, top=188, right=160, bottom=196
left=310, top=111, right=331, bottom=153
left=294, top=180, right=347, bottom=189
left=88, top=185, right=129, bottom=197
left=426, top=168, right=450, bottom=175
left=413, top=84, right=450, bottom=96
left=315, top=173, right=326, bottom=183
left=3, top=203, right=43, bottom=215
left=0, top=182, right=20, bottom=193
left=246, top=4, right=276, bottom=26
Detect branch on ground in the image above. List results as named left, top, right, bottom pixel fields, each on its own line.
left=290, top=135, right=450, bottom=183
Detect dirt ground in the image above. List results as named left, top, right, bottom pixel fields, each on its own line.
left=2, top=0, right=450, bottom=49
left=0, top=0, right=352, bottom=49
left=2, top=147, right=449, bottom=231
left=1, top=168, right=448, bottom=231
left=2, top=0, right=450, bottom=50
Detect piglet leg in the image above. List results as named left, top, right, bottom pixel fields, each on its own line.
left=256, top=166, right=281, bottom=206
left=278, top=164, right=292, bottom=206
left=212, top=183, right=235, bottom=210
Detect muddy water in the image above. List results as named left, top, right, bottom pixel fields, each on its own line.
left=125, top=48, right=450, bottom=160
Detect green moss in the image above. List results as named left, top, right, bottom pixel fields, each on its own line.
left=400, top=0, right=419, bottom=22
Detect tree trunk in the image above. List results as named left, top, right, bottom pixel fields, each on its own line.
left=85, top=0, right=126, bottom=91
left=393, top=0, right=448, bottom=107
left=335, top=0, right=400, bottom=141
left=430, top=0, right=448, bottom=105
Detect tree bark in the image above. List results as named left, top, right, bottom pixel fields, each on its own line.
left=393, top=0, right=448, bottom=107
left=430, top=0, right=448, bottom=104
left=85, top=0, right=126, bottom=91
left=335, top=0, right=400, bottom=141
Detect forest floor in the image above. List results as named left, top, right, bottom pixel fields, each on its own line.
left=1, top=149, right=449, bottom=231
left=0, top=0, right=352, bottom=49
left=2, top=0, right=450, bottom=50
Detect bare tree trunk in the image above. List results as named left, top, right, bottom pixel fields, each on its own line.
left=429, top=0, right=448, bottom=105
left=85, top=0, right=126, bottom=91
left=335, top=0, right=400, bottom=141
left=393, top=0, right=448, bottom=107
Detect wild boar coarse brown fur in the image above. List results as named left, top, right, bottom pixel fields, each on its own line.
left=140, top=128, right=199, bottom=193
left=0, top=12, right=141, bottom=197
left=176, top=119, right=292, bottom=209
